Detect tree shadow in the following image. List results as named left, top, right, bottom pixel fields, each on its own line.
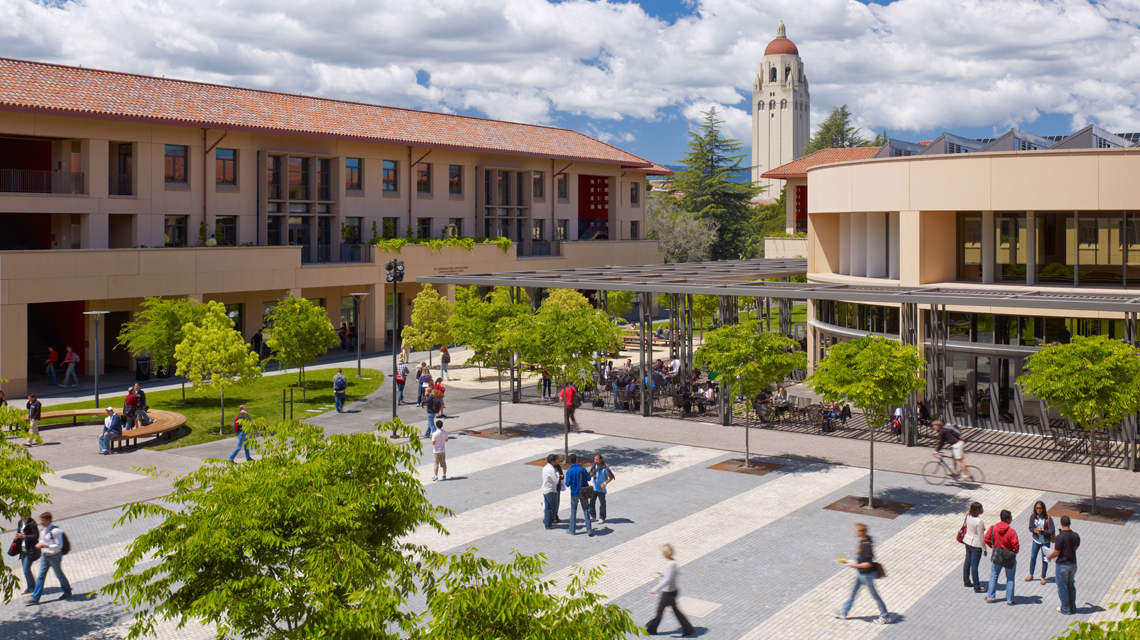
left=0, top=598, right=125, bottom=640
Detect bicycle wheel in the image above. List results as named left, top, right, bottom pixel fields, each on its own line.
left=962, top=465, right=985, bottom=484
left=922, top=460, right=948, bottom=485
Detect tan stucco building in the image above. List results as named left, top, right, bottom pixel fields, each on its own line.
left=0, top=58, right=666, bottom=396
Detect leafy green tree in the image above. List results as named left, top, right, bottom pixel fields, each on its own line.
left=602, top=289, right=634, bottom=319
left=1019, top=336, right=1140, bottom=515
left=102, top=418, right=452, bottom=640
left=803, top=105, right=874, bottom=155
left=402, top=284, right=454, bottom=366
left=872, top=128, right=889, bottom=146
left=669, top=107, right=763, bottom=260
left=414, top=550, right=645, bottom=640
left=174, top=301, right=263, bottom=434
left=117, top=296, right=208, bottom=403
left=695, top=322, right=804, bottom=467
left=809, top=336, right=926, bottom=508
left=449, top=286, right=528, bottom=380
left=264, top=294, right=339, bottom=389
left=1052, top=587, right=1140, bottom=639
left=746, top=188, right=789, bottom=257
left=692, top=294, right=719, bottom=338
left=644, top=192, right=719, bottom=263
left=0, top=384, right=51, bottom=604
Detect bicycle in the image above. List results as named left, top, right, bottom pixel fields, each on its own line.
left=922, top=453, right=985, bottom=485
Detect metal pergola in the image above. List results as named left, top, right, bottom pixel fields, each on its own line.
left=420, top=258, right=1140, bottom=470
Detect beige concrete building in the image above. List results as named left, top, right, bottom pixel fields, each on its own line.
left=0, top=58, right=667, bottom=396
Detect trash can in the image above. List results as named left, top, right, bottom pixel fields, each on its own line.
left=135, top=357, right=152, bottom=381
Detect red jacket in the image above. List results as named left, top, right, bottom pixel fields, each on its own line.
left=984, top=521, right=1020, bottom=553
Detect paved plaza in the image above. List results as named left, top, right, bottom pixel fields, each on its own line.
left=4, top=358, right=1140, bottom=639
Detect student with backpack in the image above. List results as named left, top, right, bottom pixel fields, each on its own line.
left=228, top=406, right=253, bottom=463
left=29, top=512, right=71, bottom=604
left=932, top=420, right=970, bottom=479
left=332, top=368, right=348, bottom=413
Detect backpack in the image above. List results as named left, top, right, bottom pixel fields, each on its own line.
left=234, top=415, right=242, bottom=433
left=571, top=389, right=583, bottom=409
left=334, top=376, right=347, bottom=391
left=48, top=525, right=70, bottom=555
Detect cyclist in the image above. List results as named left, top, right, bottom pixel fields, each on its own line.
left=931, top=420, right=969, bottom=479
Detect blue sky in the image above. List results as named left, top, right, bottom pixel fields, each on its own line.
left=3, top=0, right=1138, bottom=170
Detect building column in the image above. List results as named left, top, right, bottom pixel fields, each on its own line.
left=1026, top=211, right=1037, bottom=285
left=866, top=212, right=887, bottom=278
left=0, top=303, right=29, bottom=397
left=888, top=211, right=901, bottom=280
left=81, top=213, right=109, bottom=249
left=364, top=284, right=382, bottom=353
left=982, top=210, right=995, bottom=284
left=839, top=214, right=850, bottom=275
left=850, top=212, right=867, bottom=277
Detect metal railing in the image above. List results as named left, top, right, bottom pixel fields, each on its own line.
left=108, top=173, right=132, bottom=196
left=339, top=244, right=364, bottom=263
left=519, top=241, right=562, bottom=257
left=0, top=169, right=84, bottom=194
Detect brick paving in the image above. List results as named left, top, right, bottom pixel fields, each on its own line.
left=3, top=378, right=1139, bottom=639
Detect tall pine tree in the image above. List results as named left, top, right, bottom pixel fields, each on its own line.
left=670, top=108, right=762, bottom=260
left=803, top=105, right=878, bottom=155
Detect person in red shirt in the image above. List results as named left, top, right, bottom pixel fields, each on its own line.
left=984, top=509, right=1021, bottom=604
left=45, top=347, right=58, bottom=386
left=123, top=386, right=140, bottom=429
left=558, top=383, right=579, bottom=432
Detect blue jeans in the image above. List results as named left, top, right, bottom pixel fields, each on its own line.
left=424, top=413, right=436, bottom=438
left=543, top=492, right=558, bottom=529
left=397, top=382, right=405, bottom=404
left=334, top=390, right=346, bottom=412
left=842, top=571, right=887, bottom=617
left=568, top=495, right=592, bottom=535
left=228, top=430, right=251, bottom=461
left=441, top=363, right=449, bottom=380
left=589, top=492, right=607, bottom=521
left=21, top=553, right=36, bottom=591
left=98, top=431, right=120, bottom=453
left=964, top=544, right=983, bottom=587
left=1029, top=539, right=1050, bottom=578
left=32, top=552, right=70, bottom=601
left=46, top=364, right=56, bottom=385
left=1056, top=564, right=1077, bottom=614
left=63, top=363, right=78, bottom=386
left=543, top=378, right=552, bottom=397
left=417, top=384, right=425, bottom=406
left=987, top=559, right=1016, bottom=602
left=612, top=382, right=620, bottom=409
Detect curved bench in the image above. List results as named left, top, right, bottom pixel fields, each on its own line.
left=17, top=408, right=186, bottom=450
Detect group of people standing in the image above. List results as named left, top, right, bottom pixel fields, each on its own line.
left=540, top=453, right=615, bottom=536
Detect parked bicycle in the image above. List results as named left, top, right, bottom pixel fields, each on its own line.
left=922, top=453, right=984, bottom=485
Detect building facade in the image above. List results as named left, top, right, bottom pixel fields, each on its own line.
left=0, top=58, right=666, bottom=396
left=751, top=21, right=810, bottom=196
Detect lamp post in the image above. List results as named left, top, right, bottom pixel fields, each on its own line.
left=384, top=259, right=405, bottom=435
left=350, top=292, right=370, bottom=378
left=83, top=310, right=110, bottom=408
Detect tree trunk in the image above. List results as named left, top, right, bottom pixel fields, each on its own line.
left=1090, top=432, right=1098, bottom=516
left=868, top=416, right=876, bottom=510
left=181, top=378, right=186, bottom=405
left=219, top=388, right=226, bottom=436
left=744, top=407, right=751, bottom=469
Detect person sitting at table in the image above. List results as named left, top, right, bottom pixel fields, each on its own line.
left=624, top=359, right=633, bottom=372
left=653, top=359, right=664, bottom=374
left=604, top=361, right=613, bottom=379
left=771, top=385, right=789, bottom=418
left=697, top=384, right=715, bottom=414
left=624, top=378, right=639, bottom=411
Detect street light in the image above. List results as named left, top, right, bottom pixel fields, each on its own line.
left=83, top=310, right=110, bottom=408
left=384, top=260, right=405, bottom=433
left=350, top=292, right=370, bottom=378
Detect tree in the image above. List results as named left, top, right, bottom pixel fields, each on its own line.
left=644, top=192, right=718, bottom=263
left=803, top=105, right=875, bottom=155
left=1018, top=336, right=1140, bottom=515
left=449, top=286, right=528, bottom=381
left=872, top=128, right=889, bottom=147
left=402, top=284, right=454, bottom=366
left=264, top=294, right=339, bottom=389
left=0, top=383, right=51, bottom=604
left=669, top=107, right=763, bottom=260
left=692, top=294, right=719, bottom=338
left=174, top=301, right=263, bottom=434
left=746, top=188, right=789, bottom=257
left=1052, top=587, right=1140, bottom=639
left=102, top=418, right=452, bottom=640
left=601, top=289, right=634, bottom=320
left=413, top=550, right=645, bottom=640
left=117, top=296, right=208, bottom=403
left=694, top=322, right=804, bottom=468
left=808, top=336, right=926, bottom=509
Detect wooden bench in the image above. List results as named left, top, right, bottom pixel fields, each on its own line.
left=18, top=408, right=186, bottom=450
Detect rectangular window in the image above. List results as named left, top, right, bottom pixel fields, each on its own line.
left=630, top=181, right=640, bottom=206
left=288, top=157, right=309, bottom=200
left=446, top=218, right=464, bottom=238
left=556, top=219, right=568, bottom=240
left=382, top=160, right=398, bottom=192
left=416, top=162, right=432, bottom=194
left=317, top=158, right=331, bottom=201
left=556, top=173, right=568, bottom=200
left=516, top=171, right=524, bottom=206
left=449, top=165, right=463, bottom=195
left=1036, top=212, right=1076, bottom=284
left=214, top=215, right=237, bottom=246
left=267, top=216, right=282, bottom=246
left=1078, top=212, right=1124, bottom=286
left=994, top=212, right=1026, bottom=283
left=344, top=217, right=362, bottom=244
left=484, top=169, right=492, bottom=205
left=215, top=149, right=236, bottom=185
left=345, top=158, right=362, bottom=191
left=532, top=218, right=545, bottom=241
left=956, top=212, right=982, bottom=282
left=417, top=217, right=432, bottom=238
left=533, top=171, right=544, bottom=199
left=164, top=145, right=188, bottom=183
left=382, top=217, right=399, bottom=239
left=630, top=220, right=640, bottom=240
left=164, top=215, right=188, bottom=247
left=497, top=170, right=509, bottom=206
left=267, top=155, right=282, bottom=199
left=288, top=203, right=310, bottom=213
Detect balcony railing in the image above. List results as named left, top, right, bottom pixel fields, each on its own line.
left=520, top=241, right=562, bottom=257
left=109, top=173, right=133, bottom=196
left=0, top=169, right=84, bottom=195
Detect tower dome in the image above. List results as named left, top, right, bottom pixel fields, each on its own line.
left=764, top=20, right=799, bottom=56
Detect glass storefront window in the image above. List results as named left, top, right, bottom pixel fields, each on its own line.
left=995, top=212, right=1027, bottom=283
left=1044, top=317, right=1071, bottom=344
left=974, top=314, right=994, bottom=344
left=957, top=212, right=982, bottom=282
left=1077, top=212, right=1124, bottom=285
left=1019, top=316, right=1039, bottom=347
left=1036, top=212, right=1075, bottom=284
left=948, top=312, right=971, bottom=342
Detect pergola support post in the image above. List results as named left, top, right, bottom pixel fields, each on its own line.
left=509, top=287, right=520, bottom=403
left=640, top=291, right=652, bottom=417
left=900, top=302, right=919, bottom=446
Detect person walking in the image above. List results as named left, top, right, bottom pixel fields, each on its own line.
left=416, top=363, right=430, bottom=407
left=588, top=454, right=615, bottom=524
left=98, top=407, right=122, bottom=455
left=431, top=420, right=447, bottom=481
left=251, top=329, right=264, bottom=358
left=836, top=523, right=893, bottom=624
left=332, top=368, right=348, bottom=413
left=44, top=347, right=58, bottom=386
left=562, top=454, right=594, bottom=537
left=29, top=512, right=71, bottom=604
left=61, top=346, right=79, bottom=387
left=434, top=378, right=448, bottom=418
left=541, top=454, right=562, bottom=529
left=395, top=358, right=410, bottom=404
left=439, top=345, right=451, bottom=380
left=338, top=322, right=348, bottom=351
left=559, top=383, right=579, bottom=432
left=13, top=510, right=39, bottom=595
left=1048, top=515, right=1080, bottom=615
left=25, top=395, right=41, bottom=446
left=645, top=544, right=695, bottom=637
left=347, top=323, right=357, bottom=351
left=962, top=502, right=988, bottom=592
left=1026, top=500, right=1056, bottom=586
left=985, top=509, right=1020, bottom=604
left=228, top=405, right=253, bottom=463
left=423, top=391, right=442, bottom=439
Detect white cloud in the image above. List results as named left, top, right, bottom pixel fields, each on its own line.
left=1, top=0, right=1139, bottom=140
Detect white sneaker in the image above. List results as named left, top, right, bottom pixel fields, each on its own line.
left=876, top=614, right=893, bottom=624
left=834, top=610, right=846, bottom=620
left=441, top=475, right=447, bottom=480
left=599, top=519, right=606, bottom=524
left=431, top=476, right=437, bottom=482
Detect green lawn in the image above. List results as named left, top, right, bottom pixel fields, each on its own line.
left=41, top=368, right=384, bottom=450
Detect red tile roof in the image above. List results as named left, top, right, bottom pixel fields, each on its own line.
left=0, top=58, right=661, bottom=169
left=765, top=37, right=800, bottom=56
left=760, top=146, right=882, bottom=179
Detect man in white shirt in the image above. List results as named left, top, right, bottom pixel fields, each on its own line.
left=30, top=512, right=71, bottom=604
left=431, top=420, right=447, bottom=481
left=670, top=357, right=682, bottom=375
left=541, top=454, right=561, bottom=530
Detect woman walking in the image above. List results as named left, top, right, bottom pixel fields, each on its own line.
left=962, top=502, right=987, bottom=592
left=439, top=345, right=451, bottom=380
left=1026, top=500, right=1055, bottom=585
left=61, top=346, right=79, bottom=387
left=416, top=363, right=429, bottom=407
left=645, top=544, right=695, bottom=637
left=836, top=523, right=893, bottom=624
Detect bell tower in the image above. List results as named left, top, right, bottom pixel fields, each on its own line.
left=752, top=21, right=809, bottom=196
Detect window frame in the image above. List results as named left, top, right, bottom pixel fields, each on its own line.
left=345, top=158, right=362, bottom=192
left=382, top=160, right=398, bottom=193
left=164, top=144, right=189, bottom=185
left=416, top=162, right=432, bottom=196
left=448, top=164, right=463, bottom=197
left=164, top=214, right=188, bottom=247
left=630, top=181, right=640, bottom=207
left=215, top=148, right=237, bottom=187
left=532, top=171, right=545, bottom=200
left=556, top=173, right=568, bottom=201
left=317, top=158, right=332, bottom=201
left=214, top=215, right=237, bottom=246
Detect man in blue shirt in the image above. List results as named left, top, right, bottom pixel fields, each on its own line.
left=588, top=454, right=615, bottom=524
left=98, top=407, right=122, bottom=455
left=562, top=454, right=595, bottom=537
